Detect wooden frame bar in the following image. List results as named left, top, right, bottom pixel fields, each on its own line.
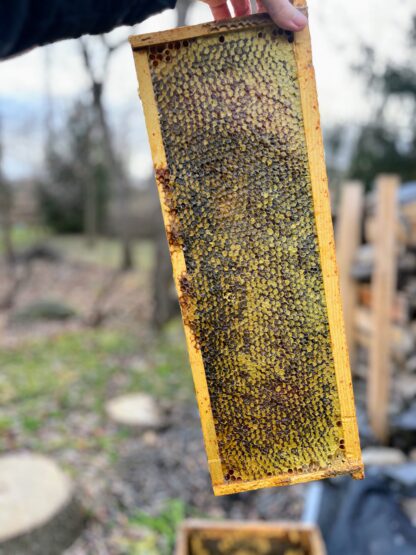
left=368, top=175, right=399, bottom=443
left=130, top=4, right=363, bottom=495
left=292, top=9, right=362, bottom=480
left=175, top=519, right=326, bottom=555
left=336, top=181, right=364, bottom=368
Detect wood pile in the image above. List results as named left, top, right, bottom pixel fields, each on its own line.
left=336, top=178, right=416, bottom=443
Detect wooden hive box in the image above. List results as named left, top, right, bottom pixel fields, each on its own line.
left=130, top=2, right=363, bottom=495
left=175, top=520, right=326, bottom=555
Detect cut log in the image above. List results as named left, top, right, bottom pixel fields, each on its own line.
left=0, top=453, right=84, bottom=555
left=366, top=198, right=416, bottom=248
left=393, top=374, right=416, bottom=404
left=354, top=307, right=414, bottom=361
left=352, top=244, right=414, bottom=283
left=405, top=355, right=416, bottom=374
left=106, top=392, right=163, bottom=429
left=362, top=447, right=406, bottom=466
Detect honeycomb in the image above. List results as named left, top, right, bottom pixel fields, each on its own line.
left=188, top=529, right=311, bottom=555
left=146, top=22, right=346, bottom=483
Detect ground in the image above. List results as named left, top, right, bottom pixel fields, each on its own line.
left=0, top=227, right=303, bottom=555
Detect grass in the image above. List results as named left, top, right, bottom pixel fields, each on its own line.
left=127, top=499, right=187, bottom=555
left=0, top=322, right=195, bottom=549
left=0, top=228, right=196, bottom=551
left=0, top=224, right=50, bottom=254
left=49, top=235, right=154, bottom=271
left=0, top=330, right=136, bottom=405
left=0, top=322, right=191, bottom=402
left=132, top=319, right=193, bottom=400
left=124, top=498, right=211, bottom=555
left=0, top=227, right=192, bottom=458
left=0, top=329, right=136, bottom=454
left=0, top=322, right=192, bottom=455
left=0, top=225, right=154, bottom=272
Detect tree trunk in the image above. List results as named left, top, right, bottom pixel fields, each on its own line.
left=150, top=1, right=193, bottom=327
left=0, top=193, right=14, bottom=264
left=152, top=230, right=178, bottom=329
left=80, top=39, right=134, bottom=269
left=84, top=177, right=97, bottom=247
left=94, top=87, right=133, bottom=270
left=0, top=454, right=84, bottom=555
left=0, top=119, right=14, bottom=264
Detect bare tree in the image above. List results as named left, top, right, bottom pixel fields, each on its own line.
left=0, top=117, right=15, bottom=264
left=152, top=1, right=194, bottom=328
left=44, top=47, right=96, bottom=242
left=79, top=36, right=134, bottom=269
left=43, top=47, right=56, bottom=154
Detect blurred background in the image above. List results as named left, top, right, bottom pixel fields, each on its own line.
left=0, top=0, right=415, bottom=554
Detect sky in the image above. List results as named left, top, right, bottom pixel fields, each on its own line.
left=0, top=0, right=414, bottom=181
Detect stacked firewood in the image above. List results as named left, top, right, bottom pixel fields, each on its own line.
left=348, top=182, right=416, bottom=423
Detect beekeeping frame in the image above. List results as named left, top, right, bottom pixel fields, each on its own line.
left=130, top=2, right=363, bottom=496
left=175, top=519, right=326, bottom=555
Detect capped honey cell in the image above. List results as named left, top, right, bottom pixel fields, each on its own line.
left=130, top=12, right=363, bottom=495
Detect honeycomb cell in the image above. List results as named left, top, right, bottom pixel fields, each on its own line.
left=131, top=15, right=362, bottom=493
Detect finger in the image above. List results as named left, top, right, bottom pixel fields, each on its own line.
left=256, top=1, right=267, bottom=13
left=230, top=0, right=251, bottom=17
left=260, top=0, right=307, bottom=31
left=205, top=1, right=232, bottom=20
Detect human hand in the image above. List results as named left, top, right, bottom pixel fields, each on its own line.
left=202, top=0, right=307, bottom=32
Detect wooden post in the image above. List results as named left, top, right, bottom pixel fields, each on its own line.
left=368, top=174, right=399, bottom=443
left=336, top=181, right=364, bottom=368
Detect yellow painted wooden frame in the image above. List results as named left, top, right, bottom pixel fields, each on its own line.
left=130, top=5, right=363, bottom=496
left=175, top=519, right=326, bottom=555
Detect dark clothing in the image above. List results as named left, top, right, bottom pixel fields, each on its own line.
left=0, top=0, right=176, bottom=59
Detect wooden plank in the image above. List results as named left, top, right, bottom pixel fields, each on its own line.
left=176, top=519, right=326, bottom=555
left=292, top=2, right=363, bottom=479
left=131, top=13, right=274, bottom=48
left=335, top=181, right=364, bottom=368
left=130, top=6, right=363, bottom=496
left=365, top=214, right=407, bottom=245
left=368, top=174, right=399, bottom=443
left=130, top=9, right=306, bottom=49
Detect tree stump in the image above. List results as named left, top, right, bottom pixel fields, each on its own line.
left=106, top=392, right=163, bottom=429
left=0, top=453, right=84, bottom=555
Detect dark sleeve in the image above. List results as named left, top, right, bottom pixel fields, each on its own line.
left=0, top=0, right=177, bottom=59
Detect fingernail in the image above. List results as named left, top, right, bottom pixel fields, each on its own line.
left=290, top=11, right=307, bottom=30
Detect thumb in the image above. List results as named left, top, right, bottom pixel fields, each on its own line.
left=257, top=0, right=307, bottom=32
